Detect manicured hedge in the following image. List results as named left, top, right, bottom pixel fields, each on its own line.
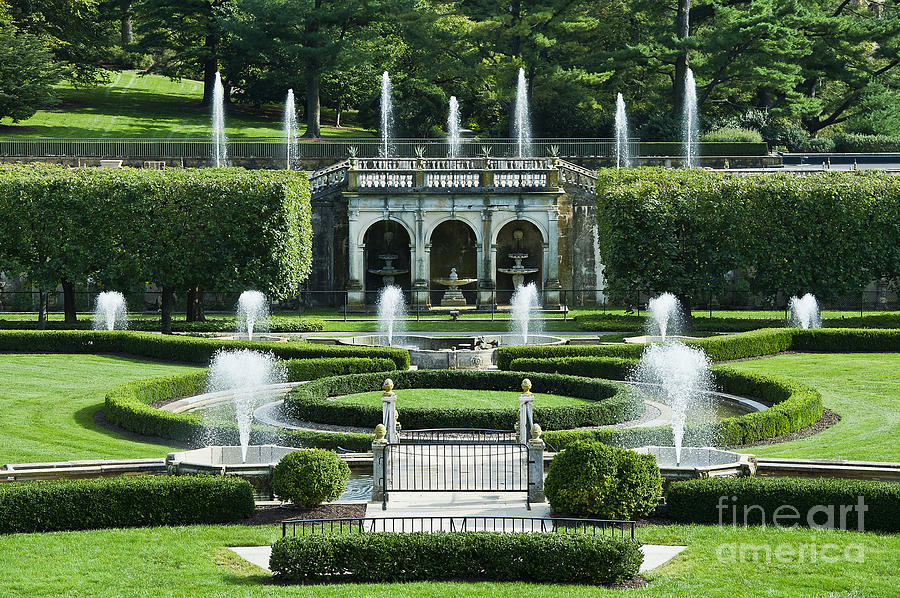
left=0, top=330, right=409, bottom=369
left=637, top=141, right=768, bottom=156
left=832, top=133, right=900, bottom=153
left=0, top=475, right=254, bottom=534
left=283, top=370, right=643, bottom=430
left=498, top=328, right=899, bottom=369
left=0, top=317, right=325, bottom=333
left=510, top=356, right=637, bottom=381
left=103, top=357, right=395, bottom=451
left=667, top=477, right=900, bottom=533
left=270, top=532, right=642, bottom=585
left=542, top=367, right=822, bottom=451
left=271, top=449, right=350, bottom=507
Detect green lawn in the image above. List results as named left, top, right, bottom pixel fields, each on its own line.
left=727, top=353, right=900, bottom=462
left=335, top=389, right=588, bottom=409
left=0, top=354, right=200, bottom=464
left=0, top=70, right=374, bottom=139
left=0, top=523, right=894, bottom=597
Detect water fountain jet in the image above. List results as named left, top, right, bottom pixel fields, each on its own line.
left=380, top=72, right=394, bottom=158
left=377, top=285, right=406, bottom=346
left=211, top=72, right=227, bottom=167
left=682, top=68, right=699, bottom=168
left=512, top=68, right=533, bottom=157
left=92, top=291, right=128, bottom=331
left=283, top=89, right=299, bottom=170
left=615, top=93, right=630, bottom=168
left=647, top=292, right=682, bottom=341
left=206, top=349, right=285, bottom=463
left=510, top=282, right=542, bottom=345
left=789, top=293, right=821, bottom=329
left=447, top=96, right=462, bottom=158
left=237, top=291, right=269, bottom=341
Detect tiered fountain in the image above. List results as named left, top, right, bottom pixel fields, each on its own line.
left=498, top=229, right=539, bottom=288
left=367, top=230, right=408, bottom=287
left=432, top=268, right=477, bottom=307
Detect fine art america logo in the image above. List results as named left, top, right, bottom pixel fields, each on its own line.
left=714, top=495, right=867, bottom=564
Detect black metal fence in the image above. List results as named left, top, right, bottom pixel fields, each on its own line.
left=384, top=442, right=531, bottom=505
left=281, top=516, right=636, bottom=539
left=400, top=428, right=518, bottom=444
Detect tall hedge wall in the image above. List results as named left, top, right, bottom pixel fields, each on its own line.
left=596, top=168, right=900, bottom=306
left=0, top=164, right=312, bottom=329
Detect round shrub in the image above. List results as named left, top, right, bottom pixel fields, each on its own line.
left=544, top=441, right=662, bottom=519
left=272, top=449, right=350, bottom=507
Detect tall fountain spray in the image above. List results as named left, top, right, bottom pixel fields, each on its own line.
left=283, top=89, right=299, bottom=170
left=211, top=71, right=227, bottom=167
left=789, top=293, right=821, bottom=329
left=682, top=68, right=699, bottom=168
left=647, top=292, right=682, bottom=341
left=635, top=343, right=712, bottom=466
left=92, top=291, right=128, bottom=331
left=207, top=349, right=285, bottom=463
left=236, top=290, right=269, bottom=341
left=510, top=282, right=542, bottom=345
left=447, top=96, right=462, bottom=158
left=377, top=285, right=406, bottom=346
left=512, top=68, right=533, bottom=157
left=614, top=93, right=630, bottom=169
left=380, top=71, right=394, bottom=158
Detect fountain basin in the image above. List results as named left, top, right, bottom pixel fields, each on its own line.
left=166, top=444, right=300, bottom=500
left=634, top=445, right=756, bottom=481
left=335, top=334, right=566, bottom=370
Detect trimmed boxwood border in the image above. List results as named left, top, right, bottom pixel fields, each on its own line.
left=0, top=475, right=255, bottom=534
left=270, top=532, right=642, bottom=585
left=283, top=370, right=643, bottom=430
left=104, top=357, right=396, bottom=453
left=496, top=328, right=900, bottom=369
left=667, top=476, right=900, bottom=532
left=0, top=330, right=410, bottom=370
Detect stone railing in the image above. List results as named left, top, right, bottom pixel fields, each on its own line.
left=345, top=157, right=558, bottom=192
left=309, top=159, right=350, bottom=198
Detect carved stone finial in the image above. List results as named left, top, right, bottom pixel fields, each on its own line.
left=521, top=378, right=532, bottom=394
left=530, top=423, right=543, bottom=440
left=383, top=378, right=394, bottom=395
left=374, top=424, right=386, bottom=440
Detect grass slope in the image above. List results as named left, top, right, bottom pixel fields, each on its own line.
left=728, top=352, right=900, bottom=461
left=0, top=354, right=200, bottom=463
left=0, top=70, right=374, bottom=139
left=0, top=524, right=895, bottom=597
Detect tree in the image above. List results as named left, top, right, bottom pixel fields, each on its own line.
left=137, top=0, right=233, bottom=105
left=0, top=18, right=61, bottom=122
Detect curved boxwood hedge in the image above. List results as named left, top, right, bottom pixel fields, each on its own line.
left=575, top=313, right=900, bottom=333
left=497, top=328, right=900, bottom=369
left=270, top=532, right=642, bottom=585
left=533, top=366, right=822, bottom=451
left=0, top=475, right=254, bottom=534
left=0, top=330, right=409, bottom=369
left=104, top=357, right=394, bottom=452
left=283, top=370, right=643, bottom=430
left=0, top=317, right=325, bottom=333
left=667, top=476, right=900, bottom=532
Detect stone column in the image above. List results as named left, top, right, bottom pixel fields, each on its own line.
left=346, top=206, right=365, bottom=309
left=544, top=207, right=561, bottom=307
left=518, top=378, right=534, bottom=445
left=527, top=424, right=546, bottom=504
left=381, top=379, right=399, bottom=443
left=372, top=424, right=389, bottom=504
left=478, top=206, right=495, bottom=307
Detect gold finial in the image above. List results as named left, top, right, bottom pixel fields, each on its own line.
left=521, top=378, right=532, bottom=394
left=530, top=423, right=543, bottom=440
left=382, top=379, right=394, bottom=395
left=374, top=424, right=386, bottom=440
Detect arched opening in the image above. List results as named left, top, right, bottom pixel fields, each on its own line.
left=363, top=220, right=412, bottom=304
left=495, top=220, right=543, bottom=304
left=429, top=220, right=478, bottom=306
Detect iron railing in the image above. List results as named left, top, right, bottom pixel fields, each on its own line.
left=383, top=442, right=531, bottom=509
left=281, top=516, right=636, bottom=539
left=0, top=137, right=637, bottom=160
left=400, top=428, right=518, bottom=444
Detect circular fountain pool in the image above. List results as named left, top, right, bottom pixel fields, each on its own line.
left=334, top=334, right=566, bottom=369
